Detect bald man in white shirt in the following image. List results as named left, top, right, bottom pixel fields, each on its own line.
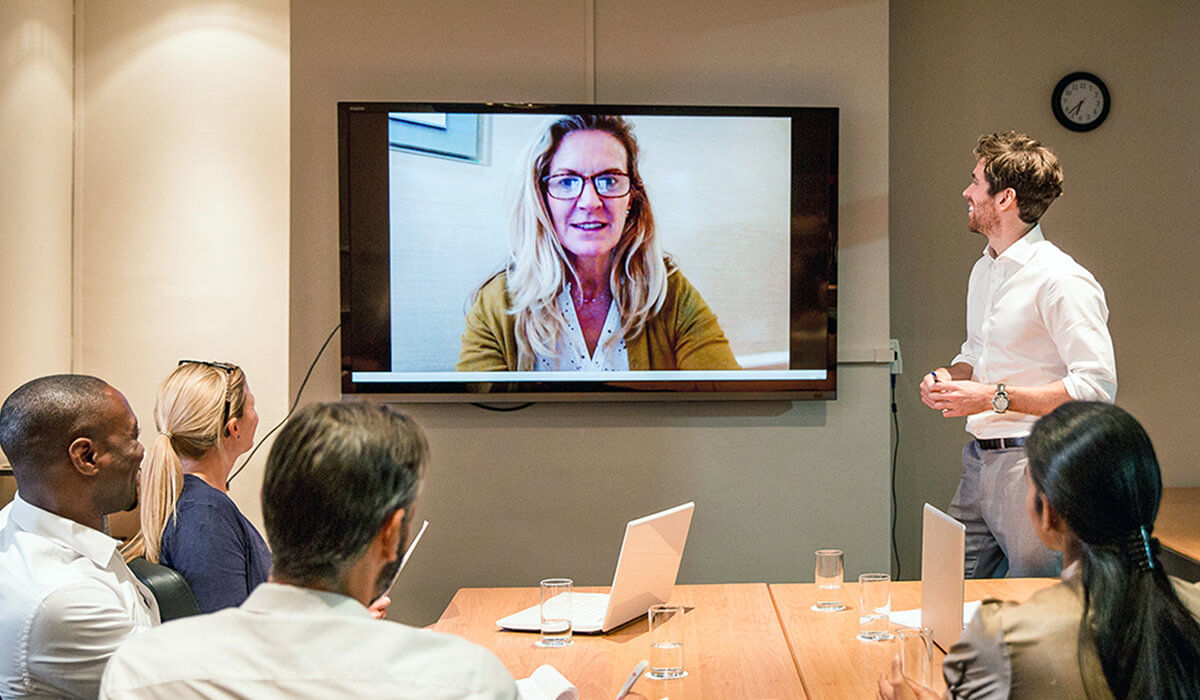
left=0, top=375, right=160, bottom=698
left=921, top=132, right=1116, bottom=578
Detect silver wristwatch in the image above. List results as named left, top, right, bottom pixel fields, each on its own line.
left=992, top=383, right=1010, bottom=414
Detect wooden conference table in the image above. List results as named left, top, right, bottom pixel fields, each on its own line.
left=770, top=579, right=1054, bottom=698
left=434, top=584, right=804, bottom=699
left=434, top=579, right=1056, bottom=699
left=1158, top=487, right=1200, bottom=580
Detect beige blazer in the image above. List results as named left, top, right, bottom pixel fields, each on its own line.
left=943, top=566, right=1200, bottom=699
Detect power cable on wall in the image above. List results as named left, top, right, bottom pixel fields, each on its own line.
left=226, top=322, right=341, bottom=488
left=890, top=372, right=902, bottom=579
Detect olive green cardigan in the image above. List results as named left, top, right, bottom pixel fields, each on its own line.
left=455, top=270, right=740, bottom=371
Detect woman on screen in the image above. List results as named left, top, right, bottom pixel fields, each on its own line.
left=878, top=402, right=1200, bottom=700
left=127, top=360, right=271, bottom=613
left=456, top=114, right=740, bottom=372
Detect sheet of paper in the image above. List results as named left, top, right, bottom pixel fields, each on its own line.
left=888, top=600, right=981, bottom=629
left=515, top=664, right=578, bottom=700
left=381, top=519, right=429, bottom=598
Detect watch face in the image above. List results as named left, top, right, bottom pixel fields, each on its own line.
left=1053, top=72, right=1110, bottom=132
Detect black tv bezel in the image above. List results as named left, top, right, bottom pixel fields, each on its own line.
left=338, top=101, right=838, bottom=402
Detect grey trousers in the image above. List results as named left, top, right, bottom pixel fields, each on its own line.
left=948, top=440, right=1062, bottom=578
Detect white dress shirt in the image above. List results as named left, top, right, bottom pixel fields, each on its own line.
left=0, top=494, right=160, bottom=699
left=952, top=225, right=1117, bottom=439
left=100, top=582, right=518, bottom=699
left=534, top=285, right=630, bottom=371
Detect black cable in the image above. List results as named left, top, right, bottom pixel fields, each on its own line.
left=226, top=322, right=342, bottom=487
left=471, top=402, right=534, bottom=412
left=890, top=372, right=902, bottom=579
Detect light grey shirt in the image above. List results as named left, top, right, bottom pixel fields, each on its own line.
left=0, top=494, right=160, bottom=699
left=100, top=582, right=518, bottom=699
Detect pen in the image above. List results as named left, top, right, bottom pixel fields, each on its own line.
left=614, top=659, right=648, bottom=700
left=930, top=371, right=940, bottom=383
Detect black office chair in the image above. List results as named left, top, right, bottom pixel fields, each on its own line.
left=127, top=556, right=201, bottom=622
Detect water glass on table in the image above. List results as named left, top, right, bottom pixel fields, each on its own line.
left=895, top=625, right=934, bottom=685
left=647, top=604, right=687, bottom=680
left=536, top=578, right=573, bottom=648
left=813, top=549, right=847, bottom=612
left=857, top=573, right=893, bottom=642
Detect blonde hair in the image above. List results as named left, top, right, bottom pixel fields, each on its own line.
left=497, top=115, right=671, bottom=369
left=130, top=362, right=247, bottom=563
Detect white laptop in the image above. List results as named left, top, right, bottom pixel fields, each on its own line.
left=920, top=503, right=967, bottom=651
left=496, top=502, right=695, bottom=634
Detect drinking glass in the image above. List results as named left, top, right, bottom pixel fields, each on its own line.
left=536, top=578, right=573, bottom=647
left=857, top=573, right=893, bottom=641
left=646, top=604, right=687, bottom=680
left=895, top=625, right=934, bottom=685
left=813, top=549, right=847, bottom=611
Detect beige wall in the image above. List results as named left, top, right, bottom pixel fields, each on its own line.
left=5, top=0, right=894, bottom=628
left=891, top=0, right=1200, bottom=577
left=73, top=0, right=290, bottom=527
left=0, top=0, right=74, bottom=469
left=7, top=0, right=1196, bottom=621
left=293, top=0, right=892, bottom=625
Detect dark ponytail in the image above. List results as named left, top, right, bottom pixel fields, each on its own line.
left=1026, top=402, right=1200, bottom=699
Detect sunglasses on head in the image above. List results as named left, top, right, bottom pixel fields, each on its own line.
left=178, top=359, right=239, bottom=436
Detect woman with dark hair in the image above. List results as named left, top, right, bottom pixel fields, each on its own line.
left=456, top=114, right=740, bottom=372
left=879, top=401, right=1200, bottom=699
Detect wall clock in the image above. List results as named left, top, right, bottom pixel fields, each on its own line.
left=1052, top=72, right=1110, bottom=132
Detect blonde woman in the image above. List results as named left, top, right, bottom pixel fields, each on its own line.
left=456, top=114, right=740, bottom=372
left=135, top=360, right=269, bottom=613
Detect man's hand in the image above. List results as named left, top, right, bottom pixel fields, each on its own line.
left=919, top=368, right=953, bottom=408
left=876, top=655, right=939, bottom=700
left=921, top=370, right=993, bottom=418
left=924, top=380, right=993, bottom=417
left=368, top=595, right=391, bottom=620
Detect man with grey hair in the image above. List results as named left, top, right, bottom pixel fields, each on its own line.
left=101, top=402, right=517, bottom=699
left=0, top=375, right=160, bottom=698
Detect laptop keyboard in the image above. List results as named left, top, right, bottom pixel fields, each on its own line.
left=571, top=593, right=609, bottom=624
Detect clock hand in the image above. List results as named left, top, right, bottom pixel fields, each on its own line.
left=1067, top=98, right=1085, bottom=117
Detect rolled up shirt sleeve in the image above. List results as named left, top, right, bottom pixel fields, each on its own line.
left=1043, top=272, right=1116, bottom=403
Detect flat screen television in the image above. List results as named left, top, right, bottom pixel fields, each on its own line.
left=338, top=102, right=837, bottom=401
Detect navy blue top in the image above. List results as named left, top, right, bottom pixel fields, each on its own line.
left=160, top=474, right=272, bottom=614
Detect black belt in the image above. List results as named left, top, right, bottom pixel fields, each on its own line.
left=976, top=437, right=1026, bottom=450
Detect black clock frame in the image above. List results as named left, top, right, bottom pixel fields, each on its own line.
left=1052, top=72, right=1110, bottom=132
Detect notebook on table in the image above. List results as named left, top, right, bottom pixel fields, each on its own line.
left=497, top=502, right=695, bottom=634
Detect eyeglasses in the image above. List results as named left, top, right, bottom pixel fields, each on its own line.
left=178, top=359, right=238, bottom=434
left=542, top=172, right=632, bottom=200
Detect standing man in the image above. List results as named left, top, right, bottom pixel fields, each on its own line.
left=0, top=375, right=160, bottom=697
left=101, top=402, right=517, bottom=699
left=921, top=132, right=1116, bottom=578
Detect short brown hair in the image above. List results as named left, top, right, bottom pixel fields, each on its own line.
left=974, top=131, right=1063, bottom=223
